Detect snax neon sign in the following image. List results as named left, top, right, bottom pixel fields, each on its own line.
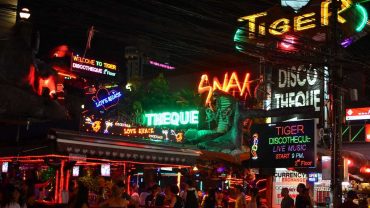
left=236, top=0, right=368, bottom=39
left=198, top=72, right=251, bottom=105
left=144, top=111, right=199, bottom=126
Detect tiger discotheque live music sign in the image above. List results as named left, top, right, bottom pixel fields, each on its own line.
left=249, top=120, right=316, bottom=168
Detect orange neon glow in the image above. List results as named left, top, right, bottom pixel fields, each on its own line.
left=59, top=160, right=65, bottom=203
left=0, top=155, right=192, bottom=168
left=38, top=76, right=56, bottom=97
left=55, top=170, right=59, bottom=202
left=27, top=65, right=36, bottom=91
left=127, top=175, right=131, bottom=194
left=57, top=72, right=77, bottom=79
left=198, top=72, right=252, bottom=105
left=66, top=170, right=70, bottom=192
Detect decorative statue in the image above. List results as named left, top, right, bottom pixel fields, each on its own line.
left=185, top=90, right=242, bottom=153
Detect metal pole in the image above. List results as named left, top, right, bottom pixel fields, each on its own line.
left=329, top=0, right=343, bottom=207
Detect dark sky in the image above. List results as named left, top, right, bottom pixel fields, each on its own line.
left=19, top=0, right=370, bottom=76
left=18, top=0, right=275, bottom=73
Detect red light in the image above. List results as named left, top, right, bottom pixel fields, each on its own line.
left=347, top=160, right=352, bottom=165
left=278, top=35, right=296, bottom=51
left=365, top=124, right=370, bottom=142
left=360, top=166, right=370, bottom=174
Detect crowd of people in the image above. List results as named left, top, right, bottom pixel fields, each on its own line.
left=0, top=178, right=367, bottom=208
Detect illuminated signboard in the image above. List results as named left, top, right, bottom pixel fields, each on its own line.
left=198, top=72, right=252, bottom=105
left=346, top=107, right=370, bottom=121
left=273, top=168, right=307, bottom=207
left=144, top=110, right=199, bottom=127
left=271, top=65, right=323, bottom=112
left=71, top=55, right=117, bottom=77
left=249, top=120, right=316, bottom=168
left=234, top=0, right=368, bottom=50
left=149, top=60, right=175, bottom=70
left=80, top=116, right=184, bottom=143
left=366, top=124, right=370, bottom=142
left=92, top=88, right=122, bottom=111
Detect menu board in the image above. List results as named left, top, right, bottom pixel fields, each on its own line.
left=249, top=120, right=316, bottom=168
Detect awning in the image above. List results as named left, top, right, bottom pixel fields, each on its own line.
left=52, top=129, right=201, bottom=166
left=342, top=142, right=370, bottom=165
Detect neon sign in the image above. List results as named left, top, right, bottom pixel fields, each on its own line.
left=249, top=120, right=316, bottom=168
left=92, top=88, right=122, bottom=111
left=198, top=72, right=251, bottom=105
left=72, top=55, right=117, bottom=77
left=144, top=111, right=199, bottom=126
left=149, top=60, right=175, bottom=70
left=235, top=0, right=368, bottom=49
left=80, top=115, right=185, bottom=143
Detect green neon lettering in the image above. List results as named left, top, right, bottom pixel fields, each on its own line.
left=145, top=114, right=155, bottom=126
left=355, top=4, right=368, bottom=32
left=180, top=111, right=190, bottom=125
left=190, top=111, right=199, bottom=124
left=170, top=112, right=180, bottom=126
left=144, top=110, right=199, bottom=126
left=162, top=112, right=171, bottom=125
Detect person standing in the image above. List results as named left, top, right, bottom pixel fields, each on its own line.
left=295, top=183, right=312, bottom=208
left=184, top=180, right=199, bottom=208
left=145, top=184, right=165, bottom=207
left=201, top=188, right=216, bottom=208
left=68, top=182, right=89, bottom=208
left=99, top=185, right=128, bottom=208
left=341, top=190, right=359, bottom=208
left=168, top=185, right=184, bottom=208
left=247, top=188, right=259, bottom=208
left=129, top=184, right=139, bottom=208
left=280, top=188, right=294, bottom=208
left=235, top=185, right=247, bottom=208
left=1, top=184, right=21, bottom=208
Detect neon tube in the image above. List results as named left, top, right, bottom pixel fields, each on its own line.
left=356, top=4, right=368, bottom=32
left=55, top=170, right=59, bottom=202
left=177, top=171, right=181, bottom=189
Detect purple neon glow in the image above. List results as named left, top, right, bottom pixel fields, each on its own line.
left=216, top=167, right=225, bottom=173
left=341, top=38, right=353, bottom=48
left=149, top=60, right=175, bottom=70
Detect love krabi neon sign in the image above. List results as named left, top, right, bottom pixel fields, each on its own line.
left=92, top=88, right=122, bottom=111
left=198, top=72, right=252, bottom=105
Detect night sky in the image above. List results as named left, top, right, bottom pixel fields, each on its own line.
left=17, top=0, right=370, bottom=77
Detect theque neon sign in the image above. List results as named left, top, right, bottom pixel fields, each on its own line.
left=198, top=72, right=252, bottom=105
left=236, top=0, right=368, bottom=39
left=144, top=111, right=199, bottom=126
